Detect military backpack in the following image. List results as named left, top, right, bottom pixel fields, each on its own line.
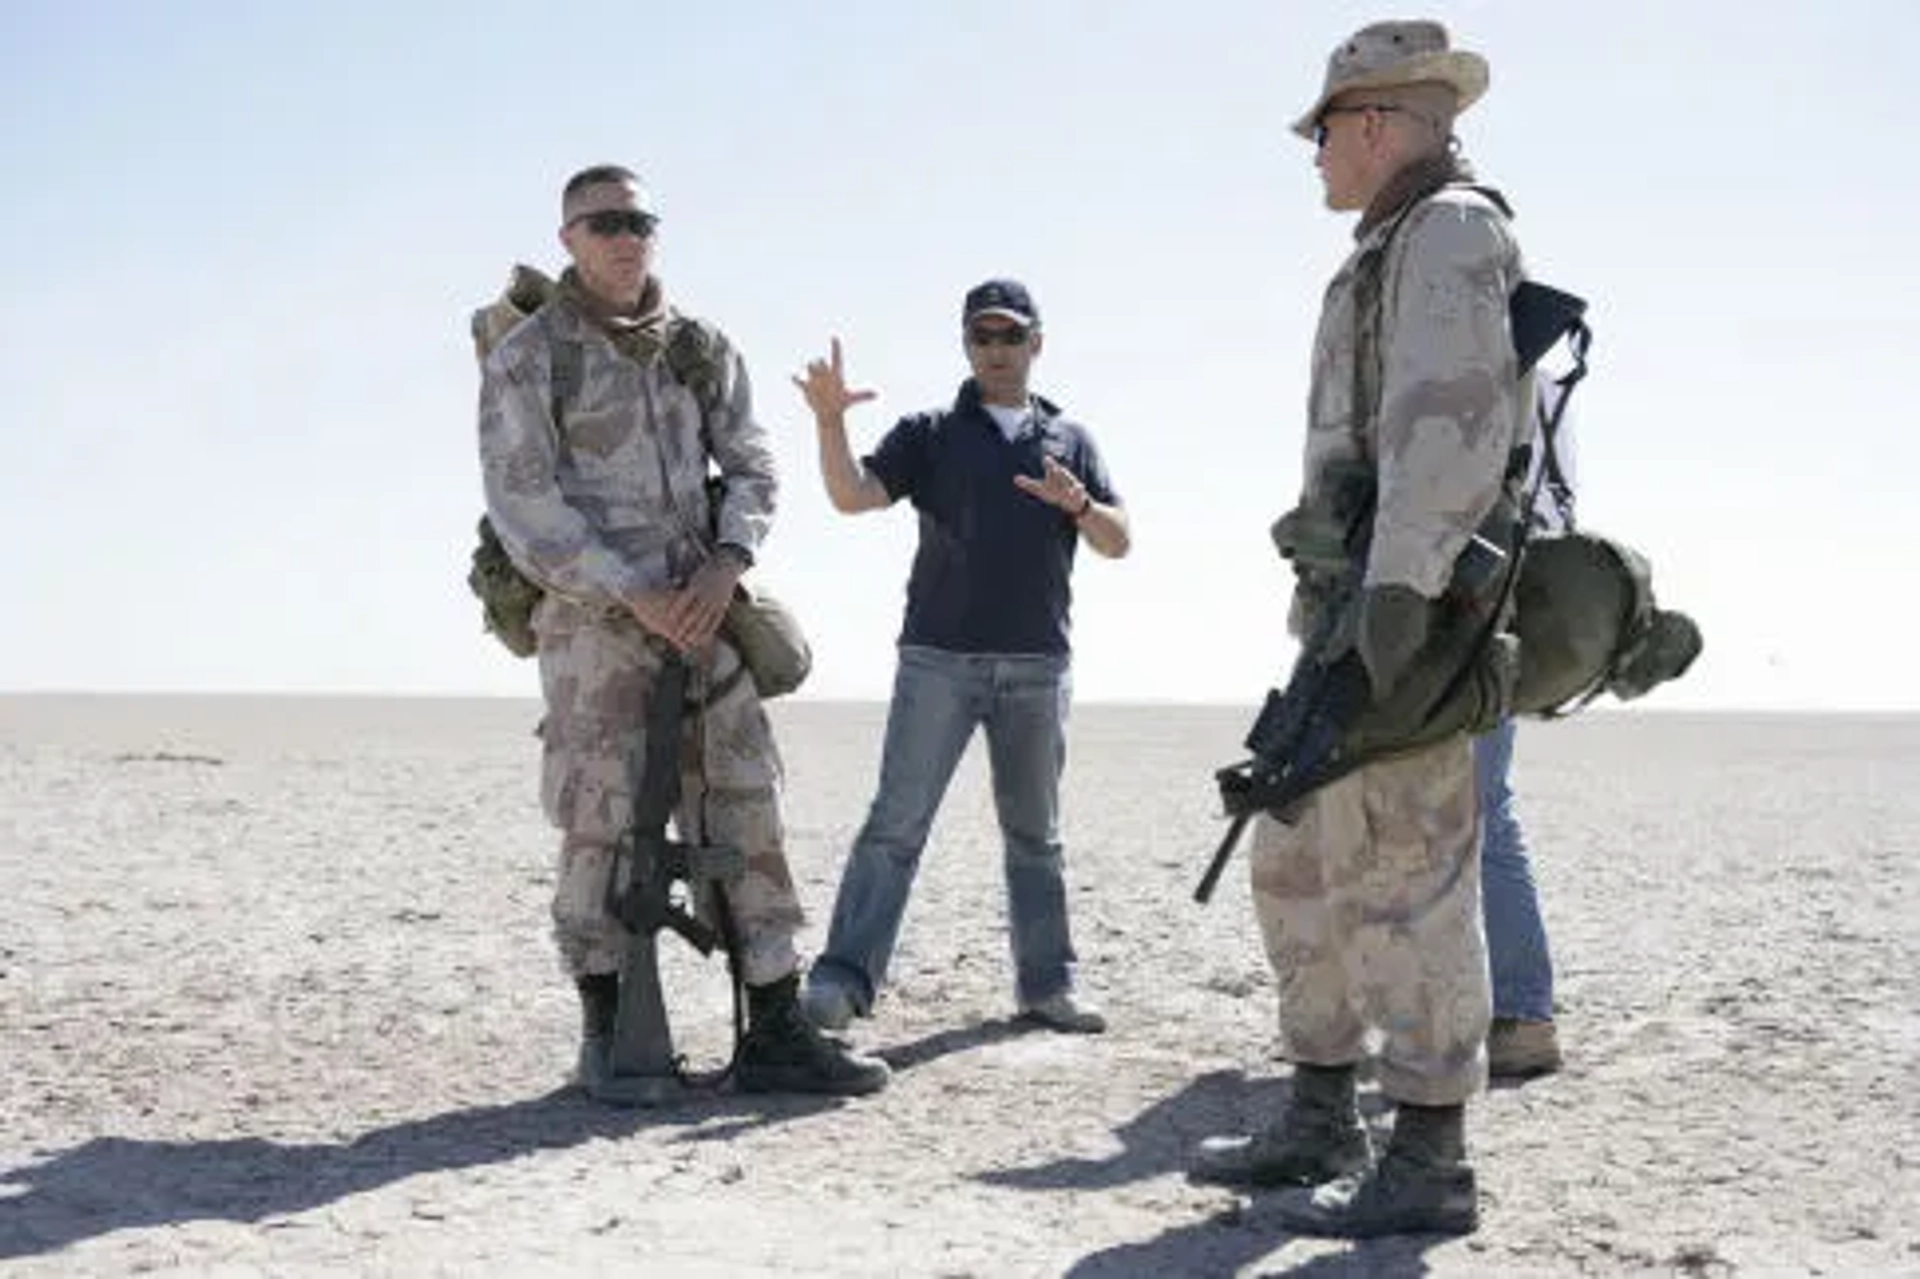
left=1285, top=184, right=1701, bottom=753
left=1393, top=194, right=1701, bottom=735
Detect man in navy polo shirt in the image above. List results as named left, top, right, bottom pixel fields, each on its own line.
left=790, top=278, right=1131, bottom=1034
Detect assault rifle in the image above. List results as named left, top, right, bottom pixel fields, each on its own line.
left=1194, top=282, right=1589, bottom=906
left=597, top=651, right=746, bottom=1106
left=1194, top=467, right=1377, bottom=905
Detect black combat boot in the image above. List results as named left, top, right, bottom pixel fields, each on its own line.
left=1188, top=1063, right=1374, bottom=1188
left=571, top=972, right=620, bottom=1094
left=735, top=974, right=891, bottom=1096
left=1271, top=1101, right=1478, bottom=1238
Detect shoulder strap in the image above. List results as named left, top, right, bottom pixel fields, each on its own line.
left=468, top=279, right=578, bottom=462
left=1349, top=207, right=1416, bottom=445
left=1350, top=182, right=1481, bottom=445
left=535, top=307, right=584, bottom=426
left=1520, top=300, right=1590, bottom=532
left=1536, top=412, right=1577, bottom=531
left=661, top=314, right=728, bottom=419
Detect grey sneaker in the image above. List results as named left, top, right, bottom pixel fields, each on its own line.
left=800, top=978, right=857, bottom=1032
left=1018, top=991, right=1107, bottom=1034
left=1488, top=1017, right=1563, bottom=1079
left=1270, top=1153, right=1478, bottom=1238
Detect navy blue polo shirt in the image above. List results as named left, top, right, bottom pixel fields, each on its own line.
left=863, top=379, right=1119, bottom=656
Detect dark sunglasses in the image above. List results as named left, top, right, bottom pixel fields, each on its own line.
left=966, top=323, right=1032, bottom=347
left=571, top=209, right=658, bottom=239
left=1312, top=103, right=1409, bottom=149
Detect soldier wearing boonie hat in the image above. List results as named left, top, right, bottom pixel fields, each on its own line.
left=1289, top=18, right=1486, bottom=140
left=1187, top=21, right=1531, bottom=1239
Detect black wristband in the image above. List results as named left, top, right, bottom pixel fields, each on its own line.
left=1073, top=493, right=1094, bottom=519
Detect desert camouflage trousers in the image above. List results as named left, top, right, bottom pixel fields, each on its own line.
left=1248, top=734, right=1490, bottom=1106
left=534, top=598, right=805, bottom=985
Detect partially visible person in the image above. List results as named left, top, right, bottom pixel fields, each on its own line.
left=1480, top=377, right=1576, bottom=1079
left=477, top=163, right=889, bottom=1101
left=791, top=279, right=1130, bottom=1036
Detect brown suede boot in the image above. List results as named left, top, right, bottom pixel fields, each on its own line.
left=1489, top=1017, right=1563, bottom=1079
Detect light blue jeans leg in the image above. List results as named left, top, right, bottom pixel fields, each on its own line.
left=1476, top=718, right=1556, bottom=1021
left=810, top=647, right=982, bottom=1012
left=982, top=654, right=1077, bottom=1007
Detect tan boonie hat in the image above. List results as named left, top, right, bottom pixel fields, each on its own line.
left=1292, top=19, right=1489, bottom=139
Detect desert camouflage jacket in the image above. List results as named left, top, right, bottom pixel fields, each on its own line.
left=1301, top=184, right=1529, bottom=603
left=476, top=289, right=774, bottom=610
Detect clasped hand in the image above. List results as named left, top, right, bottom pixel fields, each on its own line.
left=627, top=555, right=741, bottom=654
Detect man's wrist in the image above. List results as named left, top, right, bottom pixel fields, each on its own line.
left=1072, top=493, right=1095, bottom=520
left=715, top=542, right=753, bottom=572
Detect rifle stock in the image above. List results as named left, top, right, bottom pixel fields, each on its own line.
left=1509, top=281, right=1589, bottom=376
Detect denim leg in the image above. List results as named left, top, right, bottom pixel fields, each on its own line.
left=812, top=648, right=982, bottom=1010
left=1476, top=718, right=1556, bottom=1020
left=982, top=655, right=1076, bottom=1006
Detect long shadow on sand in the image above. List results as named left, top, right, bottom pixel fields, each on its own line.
left=0, top=1086, right=837, bottom=1260
left=873, top=1016, right=1031, bottom=1072
left=1069, top=1217, right=1438, bottom=1279
left=978, top=1067, right=1395, bottom=1192
left=976, top=1069, right=1434, bottom=1277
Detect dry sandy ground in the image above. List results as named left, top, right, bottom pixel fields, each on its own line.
left=1, top=695, right=1915, bottom=1277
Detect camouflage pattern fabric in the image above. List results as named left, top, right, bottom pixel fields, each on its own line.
left=536, top=595, right=804, bottom=984
left=1299, top=186, right=1529, bottom=606
left=1249, top=737, right=1489, bottom=1106
left=477, top=281, right=796, bottom=983
left=1253, top=175, right=1524, bottom=1107
left=477, top=281, right=775, bottom=610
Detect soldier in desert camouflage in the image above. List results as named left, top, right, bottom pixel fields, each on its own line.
left=477, top=164, right=888, bottom=1100
left=1188, top=23, right=1529, bottom=1236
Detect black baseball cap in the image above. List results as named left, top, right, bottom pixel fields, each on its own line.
left=962, top=278, right=1040, bottom=328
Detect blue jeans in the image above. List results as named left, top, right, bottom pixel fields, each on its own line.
left=1476, top=718, right=1556, bottom=1021
left=809, top=645, right=1078, bottom=1011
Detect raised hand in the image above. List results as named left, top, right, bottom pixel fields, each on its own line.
left=791, top=337, right=878, bottom=422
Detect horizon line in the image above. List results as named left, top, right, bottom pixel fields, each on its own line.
left=3, top=689, right=1916, bottom=716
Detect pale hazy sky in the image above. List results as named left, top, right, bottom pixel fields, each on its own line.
left=3, top=1, right=1914, bottom=709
